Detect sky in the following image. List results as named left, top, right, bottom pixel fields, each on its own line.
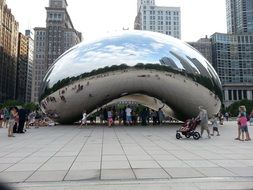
left=6, top=0, right=227, bottom=42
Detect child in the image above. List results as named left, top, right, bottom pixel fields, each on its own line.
left=238, top=113, right=248, bottom=141
left=210, top=114, right=220, bottom=136
left=107, top=109, right=113, bottom=127
left=80, top=111, right=87, bottom=127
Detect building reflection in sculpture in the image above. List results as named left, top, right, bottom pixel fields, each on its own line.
left=39, top=31, right=222, bottom=124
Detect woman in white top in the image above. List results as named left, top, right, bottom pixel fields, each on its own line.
left=80, top=111, right=87, bottom=127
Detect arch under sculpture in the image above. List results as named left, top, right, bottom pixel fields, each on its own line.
left=39, top=31, right=222, bottom=124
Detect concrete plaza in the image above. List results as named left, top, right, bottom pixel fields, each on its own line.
left=0, top=121, right=253, bottom=190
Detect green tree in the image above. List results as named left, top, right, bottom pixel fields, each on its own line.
left=225, top=100, right=253, bottom=116
left=23, top=102, right=40, bottom=111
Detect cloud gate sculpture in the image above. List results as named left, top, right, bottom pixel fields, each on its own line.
left=40, top=31, right=222, bottom=124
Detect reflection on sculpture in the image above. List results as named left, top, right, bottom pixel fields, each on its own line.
left=40, top=31, right=222, bottom=124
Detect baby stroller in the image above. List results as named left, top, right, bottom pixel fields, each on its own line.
left=176, top=117, right=201, bottom=140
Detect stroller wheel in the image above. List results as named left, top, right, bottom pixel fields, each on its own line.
left=176, top=133, right=181, bottom=139
left=193, top=132, right=201, bottom=140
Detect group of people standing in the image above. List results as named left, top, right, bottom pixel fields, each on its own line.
left=80, top=105, right=166, bottom=127
left=235, top=106, right=251, bottom=141
left=0, top=107, right=45, bottom=137
left=198, top=105, right=252, bottom=141
left=0, top=107, right=27, bottom=137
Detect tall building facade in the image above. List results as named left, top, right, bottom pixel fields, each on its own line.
left=32, top=0, right=82, bottom=102
left=134, top=0, right=181, bottom=39
left=211, top=33, right=253, bottom=107
left=16, top=33, right=28, bottom=102
left=25, top=30, right=34, bottom=103
left=0, top=0, right=19, bottom=102
left=188, top=36, right=213, bottom=64
left=227, top=0, right=253, bottom=34
left=210, top=0, right=253, bottom=107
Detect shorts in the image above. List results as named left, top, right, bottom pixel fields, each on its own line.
left=200, top=123, right=209, bottom=130
left=126, top=116, right=132, bottom=122
left=213, top=127, right=218, bottom=131
left=108, top=118, right=113, bottom=123
left=240, top=125, right=248, bottom=133
left=8, top=119, right=15, bottom=128
left=81, top=119, right=87, bottom=124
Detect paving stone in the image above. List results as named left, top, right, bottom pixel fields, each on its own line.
left=64, top=169, right=100, bottom=181
left=165, top=167, right=204, bottom=178
left=26, top=170, right=67, bottom=182
left=102, top=161, right=131, bottom=169
left=133, top=168, right=170, bottom=179
left=130, top=160, right=161, bottom=169
left=195, top=167, right=236, bottom=177
left=101, top=169, right=135, bottom=180
left=0, top=171, right=34, bottom=183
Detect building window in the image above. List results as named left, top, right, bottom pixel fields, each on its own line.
left=228, top=90, right=232, bottom=100
left=233, top=90, right=237, bottom=100
left=243, top=90, right=247, bottom=99
left=238, top=90, right=242, bottom=100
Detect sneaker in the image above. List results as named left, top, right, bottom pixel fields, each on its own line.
left=217, top=134, right=220, bottom=136
left=210, top=134, right=214, bottom=136
left=234, top=138, right=240, bottom=140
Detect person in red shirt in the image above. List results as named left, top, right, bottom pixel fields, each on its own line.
left=238, top=113, right=248, bottom=141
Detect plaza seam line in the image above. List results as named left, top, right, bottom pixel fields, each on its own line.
left=62, top=127, right=95, bottom=181
left=99, top=126, right=105, bottom=180
left=1, top=127, right=72, bottom=174
left=113, top=127, right=137, bottom=180
left=122, top=126, right=172, bottom=179
left=23, top=126, right=82, bottom=182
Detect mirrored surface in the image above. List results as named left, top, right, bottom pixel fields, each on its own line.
left=40, top=31, right=222, bottom=124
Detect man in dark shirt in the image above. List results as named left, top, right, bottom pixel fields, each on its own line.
left=18, top=108, right=26, bottom=133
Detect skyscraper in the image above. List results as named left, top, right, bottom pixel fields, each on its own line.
left=16, top=33, right=29, bottom=103
left=209, top=0, right=253, bottom=107
left=188, top=36, right=213, bottom=64
left=226, top=0, right=253, bottom=34
left=0, top=0, right=19, bottom=102
left=134, top=0, right=181, bottom=39
left=25, top=30, right=34, bottom=103
left=211, top=33, right=253, bottom=106
left=32, top=0, right=82, bottom=102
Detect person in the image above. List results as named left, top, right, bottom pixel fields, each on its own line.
left=218, top=112, right=224, bottom=125
left=151, top=110, right=158, bottom=125
left=158, top=108, right=164, bottom=125
left=224, top=112, right=229, bottom=121
left=125, top=105, right=132, bottom=125
left=18, top=108, right=26, bottom=133
left=132, top=110, right=138, bottom=125
left=210, top=114, right=220, bottom=136
left=107, top=108, right=113, bottom=127
left=122, top=106, right=126, bottom=125
left=119, top=109, right=123, bottom=125
left=235, top=106, right=251, bottom=140
left=80, top=111, right=87, bottom=127
left=249, top=110, right=253, bottom=126
left=99, top=108, right=104, bottom=125
left=140, top=108, right=148, bottom=126
left=0, top=109, right=3, bottom=128
left=8, top=107, right=19, bottom=137
left=198, top=106, right=211, bottom=138
left=238, top=113, right=249, bottom=141
left=103, top=108, right=108, bottom=125
left=3, top=107, right=10, bottom=128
